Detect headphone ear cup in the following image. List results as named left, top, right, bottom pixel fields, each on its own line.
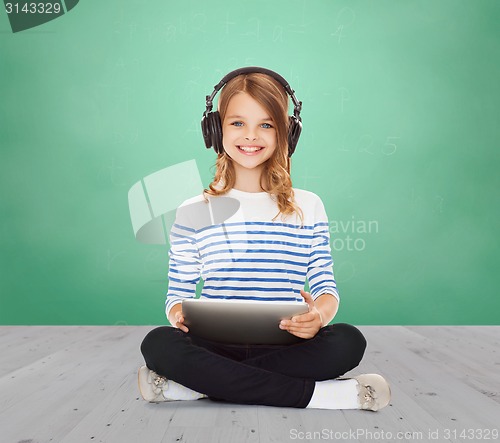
left=201, top=113, right=212, bottom=150
left=210, top=111, right=223, bottom=155
left=201, top=111, right=224, bottom=153
left=288, top=116, right=302, bottom=157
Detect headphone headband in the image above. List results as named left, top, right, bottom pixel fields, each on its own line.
left=204, top=66, right=302, bottom=119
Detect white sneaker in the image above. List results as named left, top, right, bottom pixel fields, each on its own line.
left=353, top=374, right=391, bottom=411
left=138, top=365, right=207, bottom=403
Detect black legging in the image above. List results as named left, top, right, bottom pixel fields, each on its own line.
left=140, top=323, right=366, bottom=408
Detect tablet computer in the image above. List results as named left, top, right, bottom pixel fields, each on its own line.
left=182, top=299, right=309, bottom=345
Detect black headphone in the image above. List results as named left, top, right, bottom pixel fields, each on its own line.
left=201, top=67, right=303, bottom=157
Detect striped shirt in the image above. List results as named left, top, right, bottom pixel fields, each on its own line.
left=165, top=188, right=339, bottom=318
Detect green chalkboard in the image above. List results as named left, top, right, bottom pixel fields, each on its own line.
left=1, top=0, right=499, bottom=325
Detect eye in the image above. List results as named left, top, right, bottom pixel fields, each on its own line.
left=230, top=121, right=243, bottom=127
left=261, top=123, right=273, bottom=129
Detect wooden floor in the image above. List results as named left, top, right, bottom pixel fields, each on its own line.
left=0, top=326, right=499, bottom=443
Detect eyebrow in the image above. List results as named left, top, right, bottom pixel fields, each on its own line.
left=226, top=115, right=273, bottom=121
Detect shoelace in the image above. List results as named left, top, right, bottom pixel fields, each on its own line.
left=363, top=385, right=376, bottom=403
left=359, top=384, right=377, bottom=409
left=151, top=372, right=168, bottom=391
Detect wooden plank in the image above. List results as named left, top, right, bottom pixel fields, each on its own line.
left=60, top=383, right=260, bottom=443
left=298, top=409, right=364, bottom=443
left=162, top=425, right=258, bottom=443
left=331, top=327, right=462, bottom=443
left=0, top=326, right=150, bottom=443
left=406, top=326, right=500, bottom=370
left=214, top=403, right=260, bottom=431
left=406, top=326, right=500, bottom=358
left=0, top=326, right=106, bottom=376
left=474, top=326, right=500, bottom=339
left=359, top=326, right=500, bottom=431
left=403, top=326, right=500, bottom=404
left=257, top=406, right=305, bottom=443
left=0, top=326, right=51, bottom=353
left=0, top=325, right=46, bottom=342
left=164, top=402, right=261, bottom=443
left=58, top=374, right=181, bottom=443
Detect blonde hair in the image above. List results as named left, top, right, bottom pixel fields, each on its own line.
left=203, top=72, right=304, bottom=225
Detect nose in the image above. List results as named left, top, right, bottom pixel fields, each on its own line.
left=244, top=127, right=257, bottom=140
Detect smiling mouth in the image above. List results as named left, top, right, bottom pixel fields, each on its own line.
left=237, top=146, right=264, bottom=153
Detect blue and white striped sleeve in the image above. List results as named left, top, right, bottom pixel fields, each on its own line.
left=306, top=197, right=340, bottom=303
left=165, top=221, right=201, bottom=319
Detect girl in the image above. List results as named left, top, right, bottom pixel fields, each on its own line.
left=139, top=68, right=390, bottom=411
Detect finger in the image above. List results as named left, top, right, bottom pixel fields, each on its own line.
left=281, top=313, right=314, bottom=327
left=285, top=327, right=315, bottom=339
left=287, top=329, right=316, bottom=340
left=291, top=312, right=316, bottom=323
left=176, top=315, right=189, bottom=333
left=281, top=314, right=317, bottom=330
left=284, top=323, right=316, bottom=333
left=300, top=289, right=315, bottom=310
left=281, top=319, right=317, bottom=332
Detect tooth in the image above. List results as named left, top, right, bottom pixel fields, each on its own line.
left=239, top=146, right=261, bottom=152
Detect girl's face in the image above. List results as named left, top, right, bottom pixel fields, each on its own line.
left=222, top=92, right=277, bottom=173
